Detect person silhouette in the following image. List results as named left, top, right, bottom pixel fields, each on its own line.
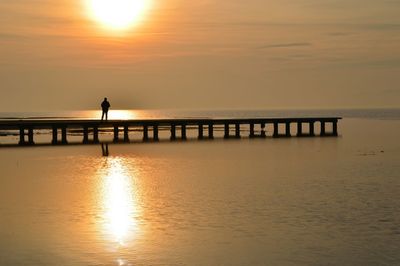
left=101, top=97, right=111, bottom=121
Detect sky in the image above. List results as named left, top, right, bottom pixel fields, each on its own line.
left=0, top=0, right=399, bottom=111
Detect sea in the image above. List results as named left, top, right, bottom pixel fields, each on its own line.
left=0, top=108, right=399, bottom=265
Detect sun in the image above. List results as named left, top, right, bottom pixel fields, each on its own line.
left=86, top=0, right=151, bottom=31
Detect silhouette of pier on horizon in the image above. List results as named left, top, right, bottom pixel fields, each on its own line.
left=0, top=117, right=342, bottom=146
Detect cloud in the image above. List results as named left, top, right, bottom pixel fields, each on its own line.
left=361, top=23, right=400, bottom=31
left=362, top=58, right=400, bottom=68
left=0, top=33, right=25, bottom=41
left=257, top=42, right=312, bottom=49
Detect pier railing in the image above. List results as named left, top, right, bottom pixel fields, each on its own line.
left=0, top=117, right=342, bottom=146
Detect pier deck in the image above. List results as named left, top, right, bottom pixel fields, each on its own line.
left=0, top=117, right=342, bottom=146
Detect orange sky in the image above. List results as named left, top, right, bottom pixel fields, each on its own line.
left=0, top=0, right=399, bottom=111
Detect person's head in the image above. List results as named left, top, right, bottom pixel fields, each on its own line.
left=104, top=97, right=107, bottom=101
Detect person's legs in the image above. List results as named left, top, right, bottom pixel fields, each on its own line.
left=105, top=111, right=108, bottom=121
left=101, top=111, right=105, bottom=120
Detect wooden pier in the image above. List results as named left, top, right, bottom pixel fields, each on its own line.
left=0, top=117, right=342, bottom=146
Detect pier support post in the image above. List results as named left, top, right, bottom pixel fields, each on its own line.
left=113, top=126, right=119, bottom=142
left=170, top=125, right=176, bottom=140
left=235, top=123, right=241, bottom=138
left=309, top=122, right=315, bottom=136
left=208, top=123, right=214, bottom=139
left=261, top=123, right=266, bottom=138
left=28, top=128, right=34, bottom=145
left=61, top=127, right=67, bottom=144
left=83, top=126, right=89, bottom=144
left=332, top=121, right=338, bottom=136
left=124, top=126, right=129, bottom=142
left=181, top=125, right=187, bottom=140
left=273, top=122, right=279, bottom=138
left=52, top=127, right=58, bottom=144
left=249, top=123, right=255, bottom=138
left=143, top=125, right=149, bottom=141
left=320, top=122, right=326, bottom=136
left=153, top=125, right=159, bottom=141
left=93, top=127, right=99, bottom=143
left=297, top=122, right=303, bottom=137
left=19, top=128, right=25, bottom=145
left=285, top=122, right=291, bottom=137
left=224, top=124, right=230, bottom=139
left=198, top=124, right=204, bottom=139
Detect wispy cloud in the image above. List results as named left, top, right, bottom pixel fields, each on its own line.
left=257, top=42, right=312, bottom=49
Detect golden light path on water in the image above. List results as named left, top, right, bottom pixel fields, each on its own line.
left=110, top=110, right=139, bottom=120
left=99, top=157, right=140, bottom=246
left=82, top=110, right=140, bottom=120
left=81, top=109, right=173, bottom=120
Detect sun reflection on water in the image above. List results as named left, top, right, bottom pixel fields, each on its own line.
left=110, top=110, right=138, bottom=120
left=100, top=157, right=140, bottom=245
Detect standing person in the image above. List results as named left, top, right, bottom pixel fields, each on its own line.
left=101, top=97, right=111, bottom=121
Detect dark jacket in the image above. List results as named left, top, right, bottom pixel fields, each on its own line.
left=101, top=100, right=110, bottom=111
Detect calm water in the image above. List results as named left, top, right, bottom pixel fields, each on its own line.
left=0, top=109, right=399, bottom=265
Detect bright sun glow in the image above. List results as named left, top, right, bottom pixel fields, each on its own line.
left=86, top=0, right=151, bottom=30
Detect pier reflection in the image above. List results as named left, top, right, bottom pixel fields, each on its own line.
left=101, top=143, right=109, bottom=156
left=98, top=156, right=140, bottom=246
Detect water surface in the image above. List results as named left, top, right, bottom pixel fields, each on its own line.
left=0, top=114, right=399, bottom=265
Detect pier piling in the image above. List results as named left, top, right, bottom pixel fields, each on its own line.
left=153, top=125, right=159, bottom=141
left=309, top=122, right=315, bottom=136
left=28, top=128, right=34, bottom=145
left=181, top=125, right=187, bottom=140
left=235, top=123, right=241, bottom=138
left=83, top=126, right=89, bottom=144
left=273, top=122, right=279, bottom=138
left=261, top=123, right=266, bottom=138
left=297, top=122, right=303, bottom=136
left=224, top=124, right=230, bottom=139
left=333, top=121, right=338, bottom=136
left=208, top=123, right=214, bottom=139
left=61, top=127, right=67, bottom=144
left=113, top=126, right=119, bottom=142
left=170, top=124, right=176, bottom=140
left=52, top=127, right=58, bottom=144
left=321, top=122, right=326, bottom=136
left=143, top=125, right=149, bottom=141
left=94, top=127, right=99, bottom=143
left=249, top=123, right=255, bottom=138
left=19, top=128, right=25, bottom=145
left=285, top=122, right=291, bottom=137
left=124, top=126, right=129, bottom=142
left=198, top=124, right=204, bottom=139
